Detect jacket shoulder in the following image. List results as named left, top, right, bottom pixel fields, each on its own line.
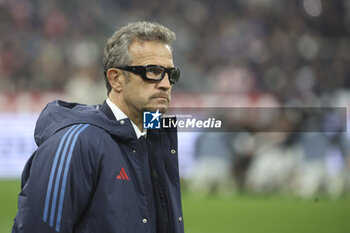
left=37, top=124, right=112, bottom=161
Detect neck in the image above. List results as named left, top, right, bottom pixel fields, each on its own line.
left=132, top=117, right=143, bottom=132
left=108, top=92, right=143, bottom=131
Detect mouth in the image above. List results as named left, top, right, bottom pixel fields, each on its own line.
left=151, top=95, right=170, bottom=102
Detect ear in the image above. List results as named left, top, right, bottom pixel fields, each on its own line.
left=107, top=68, right=123, bottom=92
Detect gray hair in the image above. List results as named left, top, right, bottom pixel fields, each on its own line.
left=103, top=21, right=176, bottom=94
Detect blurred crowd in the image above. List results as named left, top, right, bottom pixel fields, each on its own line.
left=1, top=0, right=349, bottom=97
left=1, top=0, right=350, bottom=197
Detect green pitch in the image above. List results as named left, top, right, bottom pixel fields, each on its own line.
left=1, top=179, right=350, bottom=233
left=0, top=180, right=19, bottom=233
left=182, top=192, right=350, bottom=233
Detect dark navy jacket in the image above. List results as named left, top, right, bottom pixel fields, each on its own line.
left=12, top=100, right=184, bottom=233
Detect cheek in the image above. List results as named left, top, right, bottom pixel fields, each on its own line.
left=134, top=87, right=151, bottom=105
left=125, top=81, right=156, bottom=106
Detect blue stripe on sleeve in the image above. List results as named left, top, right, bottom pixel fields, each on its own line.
left=43, top=125, right=77, bottom=223
left=49, top=124, right=83, bottom=227
left=55, top=124, right=90, bottom=232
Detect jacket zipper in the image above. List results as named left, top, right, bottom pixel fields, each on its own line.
left=163, top=179, right=173, bottom=233
left=153, top=168, right=172, bottom=233
left=138, top=138, right=155, bottom=233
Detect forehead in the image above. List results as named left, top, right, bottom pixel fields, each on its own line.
left=129, top=40, right=174, bottom=66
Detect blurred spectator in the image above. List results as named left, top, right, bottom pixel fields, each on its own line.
left=190, top=132, right=235, bottom=196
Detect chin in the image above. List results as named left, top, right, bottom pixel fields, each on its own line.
left=144, top=105, right=168, bottom=114
left=144, top=99, right=170, bottom=113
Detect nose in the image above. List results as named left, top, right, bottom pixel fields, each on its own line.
left=157, top=72, right=172, bottom=90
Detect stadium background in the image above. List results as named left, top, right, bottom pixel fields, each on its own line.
left=1, top=0, right=350, bottom=232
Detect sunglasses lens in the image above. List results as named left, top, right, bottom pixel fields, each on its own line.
left=169, top=68, right=180, bottom=84
left=146, top=67, right=164, bottom=80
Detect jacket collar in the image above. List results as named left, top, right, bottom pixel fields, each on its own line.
left=98, top=100, right=177, bottom=142
left=99, top=100, right=116, bottom=121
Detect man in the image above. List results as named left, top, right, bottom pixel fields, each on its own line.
left=12, top=21, right=184, bottom=233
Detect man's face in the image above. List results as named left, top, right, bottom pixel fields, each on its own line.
left=121, top=40, right=174, bottom=114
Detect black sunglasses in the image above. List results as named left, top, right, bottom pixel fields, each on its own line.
left=116, top=65, right=180, bottom=84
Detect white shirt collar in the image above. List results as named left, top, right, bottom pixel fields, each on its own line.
left=106, top=98, right=147, bottom=139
